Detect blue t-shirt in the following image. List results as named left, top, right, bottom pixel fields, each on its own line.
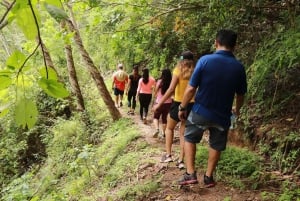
left=189, top=50, right=247, bottom=128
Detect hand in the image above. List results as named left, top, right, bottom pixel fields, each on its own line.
left=152, top=104, right=159, bottom=112
left=178, top=110, right=187, bottom=121
left=232, top=108, right=240, bottom=117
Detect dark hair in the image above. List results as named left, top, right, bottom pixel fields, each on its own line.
left=159, top=69, right=172, bottom=95
left=216, top=29, right=237, bottom=49
left=142, top=68, right=149, bottom=84
left=133, top=65, right=138, bottom=71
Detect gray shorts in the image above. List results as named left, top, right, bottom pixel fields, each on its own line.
left=184, top=111, right=228, bottom=151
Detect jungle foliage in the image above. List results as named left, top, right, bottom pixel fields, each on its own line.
left=0, top=0, right=299, bottom=200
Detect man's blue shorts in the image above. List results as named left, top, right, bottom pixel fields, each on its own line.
left=184, top=111, right=228, bottom=151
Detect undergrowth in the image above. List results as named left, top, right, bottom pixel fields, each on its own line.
left=1, top=114, right=160, bottom=201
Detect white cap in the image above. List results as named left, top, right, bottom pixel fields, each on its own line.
left=118, top=63, right=123, bottom=68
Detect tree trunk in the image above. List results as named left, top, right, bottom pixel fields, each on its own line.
left=40, top=40, right=60, bottom=77
left=61, top=21, right=85, bottom=111
left=66, top=20, right=121, bottom=120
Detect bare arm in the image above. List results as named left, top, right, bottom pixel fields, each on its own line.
left=153, top=74, right=179, bottom=110
left=234, top=94, right=245, bottom=116
left=178, top=84, right=196, bottom=120
left=127, top=78, right=131, bottom=91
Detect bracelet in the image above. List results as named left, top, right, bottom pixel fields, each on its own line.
left=178, top=105, right=186, bottom=111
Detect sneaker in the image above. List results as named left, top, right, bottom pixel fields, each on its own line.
left=143, top=117, right=147, bottom=124
left=178, top=172, right=198, bottom=185
left=160, top=154, right=173, bottom=163
left=153, top=129, right=159, bottom=138
left=160, top=131, right=165, bottom=138
left=204, top=175, right=216, bottom=188
left=176, top=160, right=185, bottom=169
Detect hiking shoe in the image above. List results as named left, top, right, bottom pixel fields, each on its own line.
left=160, top=154, right=173, bottom=163
left=178, top=172, right=198, bottom=185
left=176, top=160, right=185, bottom=169
left=204, top=175, right=216, bottom=188
left=143, top=117, right=147, bottom=124
left=153, top=129, right=159, bottom=138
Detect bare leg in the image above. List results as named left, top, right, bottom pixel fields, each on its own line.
left=115, top=95, right=119, bottom=107
left=184, top=140, right=196, bottom=174
left=179, top=121, right=186, bottom=162
left=153, top=118, right=159, bottom=130
left=120, top=94, right=123, bottom=103
left=165, top=115, right=177, bottom=155
left=162, top=123, right=166, bottom=136
left=205, top=147, right=221, bottom=177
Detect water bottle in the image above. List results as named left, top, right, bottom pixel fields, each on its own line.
left=230, top=114, right=236, bottom=129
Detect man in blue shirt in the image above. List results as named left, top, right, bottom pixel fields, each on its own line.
left=177, top=29, right=247, bottom=187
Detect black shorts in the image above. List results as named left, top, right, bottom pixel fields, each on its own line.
left=114, top=88, right=124, bottom=96
left=169, top=101, right=194, bottom=122
left=184, top=111, right=228, bottom=151
left=153, top=102, right=172, bottom=124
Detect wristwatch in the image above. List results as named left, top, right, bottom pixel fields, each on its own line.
left=178, top=105, right=186, bottom=111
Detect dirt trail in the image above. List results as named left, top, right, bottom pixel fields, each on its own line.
left=119, top=108, right=261, bottom=201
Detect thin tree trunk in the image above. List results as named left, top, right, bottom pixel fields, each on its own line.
left=40, top=40, right=60, bottom=77
left=66, top=19, right=121, bottom=120
left=61, top=21, right=85, bottom=111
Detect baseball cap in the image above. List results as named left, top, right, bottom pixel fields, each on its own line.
left=118, top=63, right=123, bottom=68
left=180, top=51, right=194, bottom=60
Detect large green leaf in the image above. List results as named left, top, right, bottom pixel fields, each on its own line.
left=15, top=98, right=38, bottom=129
left=13, top=1, right=40, bottom=40
left=6, top=50, right=26, bottom=70
left=39, top=67, right=58, bottom=80
left=38, top=78, right=69, bottom=98
left=44, top=3, right=68, bottom=23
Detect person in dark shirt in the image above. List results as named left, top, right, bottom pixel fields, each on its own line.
left=126, top=66, right=141, bottom=115
left=177, top=29, right=247, bottom=187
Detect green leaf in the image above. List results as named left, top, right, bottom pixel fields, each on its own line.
left=39, top=67, right=58, bottom=80
left=0, top=103, right=10, bottom=117
left=0, top=75, right=12, bottom=90
left=6, top=50, right=26, bottom=70
left=13, top=2, right=40, bottom=40
left=38, top=78, right=69, bottom=98
left=15, top=98, right=38, bottom=129
left=44, top=3, right=68, bottom=23
left=44, top=0, right=62, bottom=8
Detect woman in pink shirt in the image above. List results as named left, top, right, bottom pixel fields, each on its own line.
left=136, top=68, right=156, bottom=123
left=152, top=69, right=172, bottom=137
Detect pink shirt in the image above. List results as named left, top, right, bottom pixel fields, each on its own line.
left=137, top=77, right=156, bottom=94
left=155, top=80, right=172, bottom=104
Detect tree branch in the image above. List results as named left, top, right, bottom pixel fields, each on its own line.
left=0, top=0, right=16, bottom=31
left=28, top=0, right=48, bottom=78
left=102, top=5, right=206, bottom=34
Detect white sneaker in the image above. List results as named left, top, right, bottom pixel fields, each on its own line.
left=160, top=154, right=173, bottom=163
left=176, top=160, right=185, bottom=169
